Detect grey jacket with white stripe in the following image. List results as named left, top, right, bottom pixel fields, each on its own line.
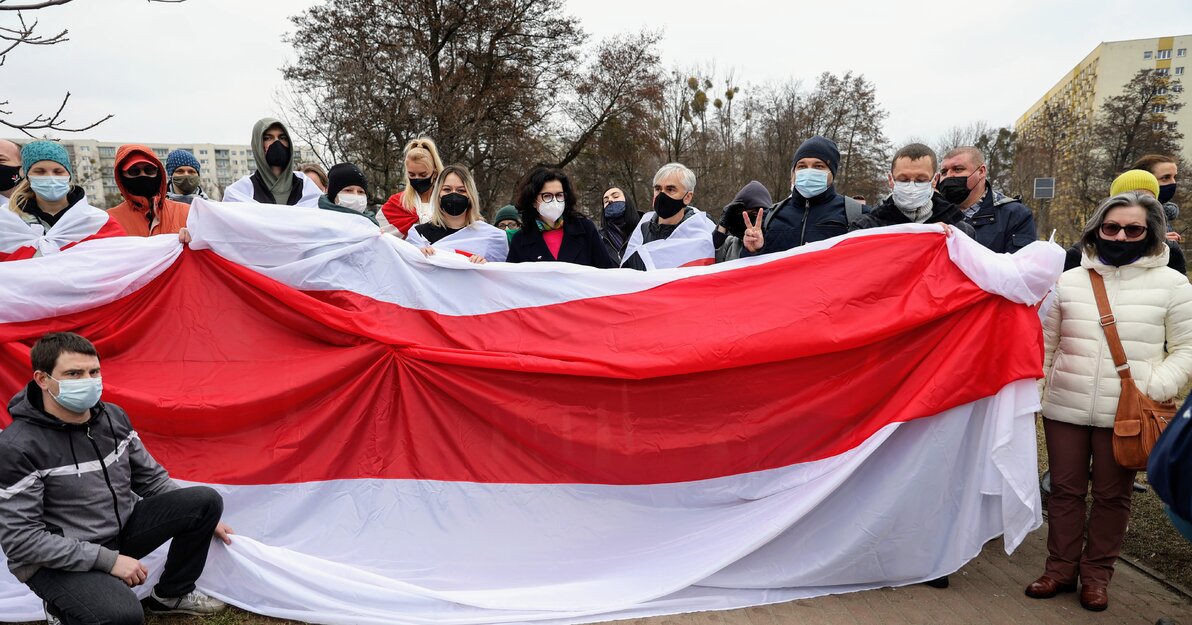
left=0, top=382, right=177, bottom=581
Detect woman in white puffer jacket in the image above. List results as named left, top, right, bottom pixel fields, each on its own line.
left=1030, top=192, right=1192, bottom=611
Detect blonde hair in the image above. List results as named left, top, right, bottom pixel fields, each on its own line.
left=429, top=164, right=483, bottom=228
left=8, top=177, right=80, bottom=218
left=401, top=137, right=444, bottom=211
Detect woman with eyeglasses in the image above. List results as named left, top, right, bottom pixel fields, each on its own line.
left=378, top=138, right=443, bottom=238
left=505, top=165, right=613, bottom=267
left=1031, top=191, right=1192, bottom=612
left=107, top=144, right=190, bottom=236
left=405, top=164, right=506, bottom=263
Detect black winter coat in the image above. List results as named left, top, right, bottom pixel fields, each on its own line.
left=742, top=187, right=849, bottom=256
left=963, top=187, right=1037, bottom=253
left=600, top=210, right=643, bottom=266
left=506, top=217, right=615, bottom=268
left=850, top=195, right=976, bottom=238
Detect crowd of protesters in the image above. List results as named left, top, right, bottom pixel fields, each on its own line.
left=0, top=117, right=1050, bottom=267
left=1, top=116, right=1192, bottom=624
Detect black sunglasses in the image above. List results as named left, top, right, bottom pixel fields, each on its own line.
left=1100, top=223, right=1147, bottom=238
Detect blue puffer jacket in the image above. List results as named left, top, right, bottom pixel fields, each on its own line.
left=963, top=186, right=1037, bottom=253
left=743, top=186, right=848, bottom=256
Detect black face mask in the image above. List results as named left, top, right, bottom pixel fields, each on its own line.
left=265, top=141, right=291, bottom=168
left=653, top=192, right=686, bottom=219
left=409, top=177, right=434, bottom=194
left=439, top=192, right=471, bottom=217
left=604, top=200, right=626, bottom=219
left=123, top=175, right=161, bottom=199
left=1094, top=238, right=1150, bottom=267
left=937, top=173, right=976, bottom=205
left=0, top=164, right=19, bottom=192
left=1159, top=183, right=1177, bottom=204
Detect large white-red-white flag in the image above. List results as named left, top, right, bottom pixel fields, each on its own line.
left=0, top=199, right=1062, bottom=624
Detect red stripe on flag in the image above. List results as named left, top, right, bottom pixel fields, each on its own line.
left=59, top=215, right=127, bottom=252
left=0, top=246, right=36, bottom=262
left=0, top=233, right=1043, bottom=485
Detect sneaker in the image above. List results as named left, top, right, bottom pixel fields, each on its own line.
left=146, top=588, right=227, bottom=615
left=43, top=601, right=61, bottom=625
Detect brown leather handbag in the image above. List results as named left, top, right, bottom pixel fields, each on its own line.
left=1089, top=269, right=1177, bottom=470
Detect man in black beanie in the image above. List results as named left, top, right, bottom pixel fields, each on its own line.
left=740, top=135, right=864, bottom=256
left=317, top=163, right=377, bottom=224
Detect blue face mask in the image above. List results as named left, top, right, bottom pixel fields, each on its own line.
left=604, top=200, right=626, bottom=219
left=49, top=376, right=102, bottom=414
left=794, top=169, right=830, bottom=199
left=29, top=175, right=70, bottom=202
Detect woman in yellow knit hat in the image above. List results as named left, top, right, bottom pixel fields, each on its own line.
left=1061, top=169, right=1185, bottom=274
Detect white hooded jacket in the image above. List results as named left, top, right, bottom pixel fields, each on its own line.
left=1042, top=246, right=1192, bottom=428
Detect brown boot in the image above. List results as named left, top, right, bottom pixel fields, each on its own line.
left=1024, top=575, right=1077, bottom=599
left=1080, top=585, right=1109, bottom=611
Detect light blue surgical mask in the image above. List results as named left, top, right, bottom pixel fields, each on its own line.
left=49, top=376, right=102, bottom=414
left=794, top=168, right=830, bottom=198
left=29, top=175, right=70, bottom=202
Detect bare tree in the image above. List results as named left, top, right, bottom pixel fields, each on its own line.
left=1013, top=102, right=1076, bottom=240
left=935, top=121, right=991, bottom=156
left=1093, top=68, right=1184, bottom=176
left=1, top=0, right=183, bottom=136
left=284, top=0, right=665, bottom=215
left=554, top=30, right=664, bottom=169
left=285, top=0, right=586, bottom=211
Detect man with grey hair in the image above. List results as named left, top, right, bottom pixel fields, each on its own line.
left=621, top=163, right=716, bottom=270
left=937, top=146, right=1036, bottom=253
left=0, top=139, right=21, bottom=208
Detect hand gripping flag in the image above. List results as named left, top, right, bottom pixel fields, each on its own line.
left=0, top=199, right=1064, bottom=624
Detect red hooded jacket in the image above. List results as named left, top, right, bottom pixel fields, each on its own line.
left=106, top=145, right=190, bottom=236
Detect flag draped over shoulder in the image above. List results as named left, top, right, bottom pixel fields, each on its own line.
left=0, top=197, right=124, bottom=262
left=620, top=209, right=716, bottom=269
left=0, top=199, right=1064, bottom=625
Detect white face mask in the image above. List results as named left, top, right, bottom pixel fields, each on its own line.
left=337, top=193, right=368, bottom=213
left=891, top=180, right=934, bottom=211
left=538, top=199, right=564, bottom=223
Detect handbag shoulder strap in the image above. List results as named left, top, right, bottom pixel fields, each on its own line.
left=1088, top=268, right=1133, bottom=380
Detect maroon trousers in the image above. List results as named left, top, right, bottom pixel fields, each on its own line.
left=1042, top=418, right=1136, bottom=587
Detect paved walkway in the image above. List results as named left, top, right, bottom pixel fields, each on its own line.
left=615, top=525, right=1192, bottom=625
left=15, top=525, right=1189, bottom=625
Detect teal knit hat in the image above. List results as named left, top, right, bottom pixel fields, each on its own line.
left=21, top=140, right=71, bottom=176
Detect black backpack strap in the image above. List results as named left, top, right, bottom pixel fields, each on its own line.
left=762, top=200, right=784, bottom=230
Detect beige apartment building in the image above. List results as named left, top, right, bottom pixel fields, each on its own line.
left=1016, top=35, right=1192, bottom=164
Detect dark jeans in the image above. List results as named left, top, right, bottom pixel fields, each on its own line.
left=26, top=486, right=223, bottom=625
left=1043, top=418, right=1135, bottom=587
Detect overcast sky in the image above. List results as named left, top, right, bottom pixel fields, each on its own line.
left=5, top=0, right=1192, bottom=149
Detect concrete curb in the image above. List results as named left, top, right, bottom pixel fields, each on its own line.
left=1118, top=553, right=1192, bottom=602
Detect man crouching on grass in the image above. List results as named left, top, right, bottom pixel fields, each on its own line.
left=0, top=332, right=231, bottom=624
